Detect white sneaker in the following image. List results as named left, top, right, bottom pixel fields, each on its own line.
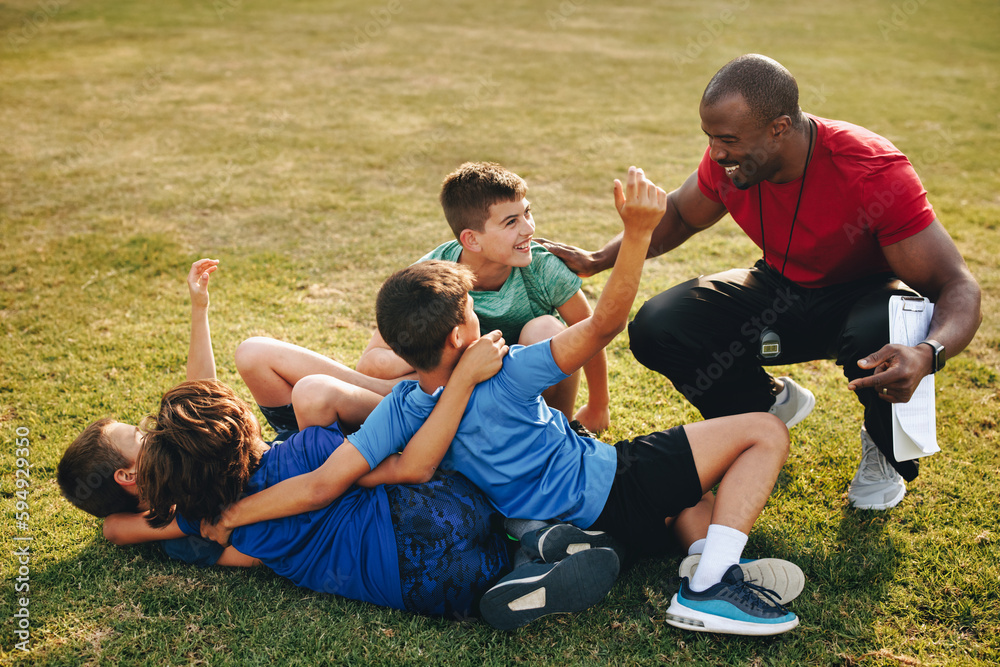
left=848, top=426, right=906, bottom=510
left=767, top=377, right=815, bottom=428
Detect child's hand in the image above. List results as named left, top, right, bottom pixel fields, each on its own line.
left=453, top=330, right=508, bottom=386
left=200, top=516, right=233, bottom=546
left=187, top=259, right=219, bottom=309
left=614, top=166, right=667, bottom=234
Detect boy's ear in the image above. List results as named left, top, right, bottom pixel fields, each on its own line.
left=114, top=467, right=137, bottom=489
left=458, top=228, right=481, bottom=252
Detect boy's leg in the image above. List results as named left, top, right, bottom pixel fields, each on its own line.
left=236, top=336, right=396, bottom=408
left=666, top=413, right=798, bottom=635
left=519, top=316, right=581, bottom=424
left=290, top=374, right=383, bottom=433
left=684, top=413, right=789, bottom=536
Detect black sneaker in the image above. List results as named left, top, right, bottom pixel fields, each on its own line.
left=519, top=523, right=626, bottom=563
left=479, top=547, right=619, bottom=630
left=666, top=564, right=799, bottom=636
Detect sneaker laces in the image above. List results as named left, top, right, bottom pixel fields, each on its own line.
left=858, top=433, right=897, bottom=483
left=731, top=577, right=788, bottom=613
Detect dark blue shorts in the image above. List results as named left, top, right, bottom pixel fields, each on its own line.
left=258, top=403, right=298, bottom=442
left=386, top=472, right=511, bottom=619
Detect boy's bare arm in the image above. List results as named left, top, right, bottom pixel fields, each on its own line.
left=550, top=167, right=666, bottom=376
left=201, top=441, right=372, bottom=546
left=186, top=258, right=220, bottom=381
left=103, top=512, right=260, bottom=567
left=103, top=512, right=186, bottom=545
left=357, top=331, right=507, bottom=487
left=201, top=332, right=507, bottom=545
left=555, top=292, right=610, bottom=432
left=356, top=328, right=417, bottom=380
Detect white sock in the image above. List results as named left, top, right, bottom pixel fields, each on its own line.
left=773, top=382, right=790, bottom=405
left=688, top=524, right=748, bottom=592
left=687, top=538, right=706, bottom=556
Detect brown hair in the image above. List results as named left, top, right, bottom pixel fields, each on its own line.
left=137, top=380, right=263, bottom=528
left=439, top=162, right=527, bottom=238
left=375, top=260, right=475, bottom=372
left=58, top=417, right=140, bottom=517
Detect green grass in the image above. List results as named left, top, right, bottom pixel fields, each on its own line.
left=2, top=0, right=999, bottom=664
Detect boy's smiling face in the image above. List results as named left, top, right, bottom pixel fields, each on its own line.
left=466, top=197, right=535, bottom=268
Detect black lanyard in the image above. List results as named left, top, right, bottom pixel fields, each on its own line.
left=758, top=118, right=816, bottom=278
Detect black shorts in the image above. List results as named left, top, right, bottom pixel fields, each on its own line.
left=588, top=425, right=703, bottom=556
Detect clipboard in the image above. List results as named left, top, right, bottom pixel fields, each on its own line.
left=888, top=295, right=939, bottom=461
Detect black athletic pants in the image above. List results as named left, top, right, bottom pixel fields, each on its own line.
left=628, top=259, right=920, bottom=481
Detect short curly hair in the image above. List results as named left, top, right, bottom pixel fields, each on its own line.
left=702, top=54, right=802, bottom=129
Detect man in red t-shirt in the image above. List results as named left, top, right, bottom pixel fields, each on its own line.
left=541, top=54, right=981, bottom=510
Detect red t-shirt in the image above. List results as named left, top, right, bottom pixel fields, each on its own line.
left=697, top=115, right=935, bottom=288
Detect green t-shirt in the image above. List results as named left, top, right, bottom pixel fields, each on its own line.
left=419, top=240, right=582, bottom=343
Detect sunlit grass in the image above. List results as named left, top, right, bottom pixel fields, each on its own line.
left=2, top=0, right=998, bottom=664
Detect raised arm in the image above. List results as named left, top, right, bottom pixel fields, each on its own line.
left=539, top=171, right=726, bottom=277
left=200, top=332, right=507, bottom=545
left=549, top=166, right=667, bottom=375
left=847, top=220, right=982, bottom=401
left=185, top=258, right=220, bottom=381
left=555, top=292, right=610, bottom=432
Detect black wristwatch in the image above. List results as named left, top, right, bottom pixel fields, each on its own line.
left=918, top=339, right=945, bottom=374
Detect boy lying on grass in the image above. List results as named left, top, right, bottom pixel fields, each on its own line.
left=58, top=259, right=618, bottom=623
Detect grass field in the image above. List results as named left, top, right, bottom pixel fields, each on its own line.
left=2, top=0, right=998, bottom=664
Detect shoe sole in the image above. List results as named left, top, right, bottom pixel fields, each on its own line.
left=533, top=524, right=624, bottom=563
left=678, top=556, right=805, bottom=605
left=848, top=484, right=906, bottom=510
left=665, top=594, right=799, bottom=636
left=479, top=548, right=619, bottom=630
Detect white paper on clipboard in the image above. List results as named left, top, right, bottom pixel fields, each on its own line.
left=888, top=295, right=939, bottom=461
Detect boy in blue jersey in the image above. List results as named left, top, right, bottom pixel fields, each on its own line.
left=201, top=167, right=805, bottom=635
left=357, top=161, right=610, bottom=435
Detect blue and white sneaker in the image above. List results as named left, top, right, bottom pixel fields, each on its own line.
left=519, top=523, right=626, bottom=564
left=678, top=555, right=805, bottom=605
left=666, top=564, right=799, bottom=636
left=479, top=547, right=619, bottom=630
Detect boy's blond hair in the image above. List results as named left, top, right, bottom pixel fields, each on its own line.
left=439, top=162, right=527, bottom=238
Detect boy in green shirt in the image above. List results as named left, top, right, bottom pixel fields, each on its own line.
left=356, top=162, right=610, bottom=434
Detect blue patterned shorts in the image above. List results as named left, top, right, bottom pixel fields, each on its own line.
left=387, top=472, right=512, bottom=619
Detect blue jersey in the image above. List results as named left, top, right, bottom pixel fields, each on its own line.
left=178, top=425, right=405, bottom=609
left=349, top=340, right=618, bottom=526
left=176, top=425, right=509, bottom=617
